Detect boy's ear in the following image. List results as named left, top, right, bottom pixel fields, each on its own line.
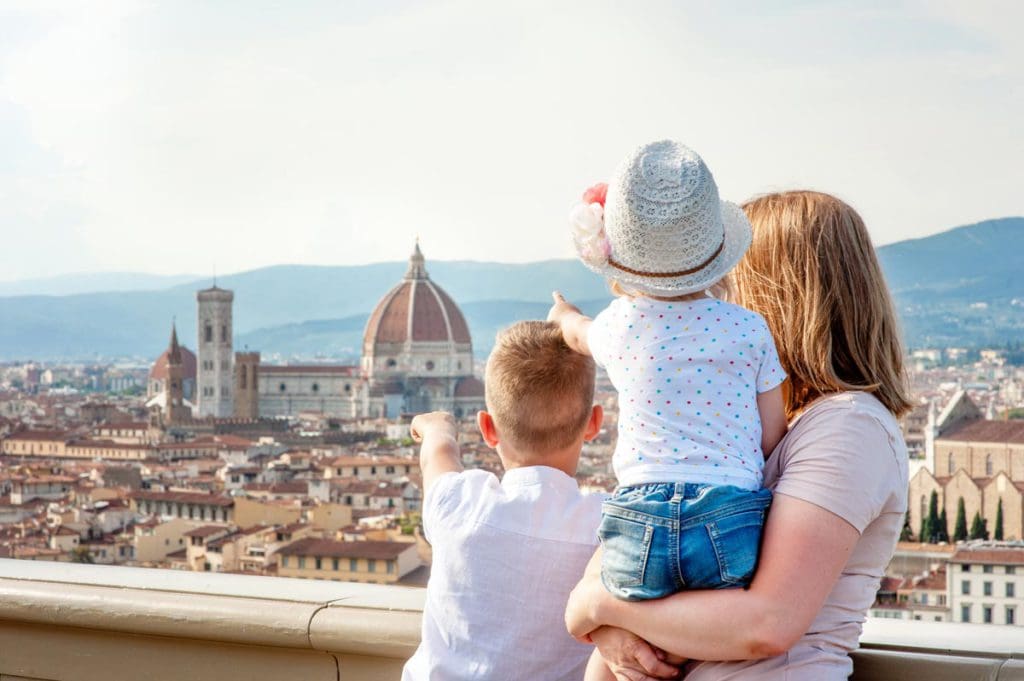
left=582, top=404, right=603, bottom=442
left=477, top=410, right=500, bottom=448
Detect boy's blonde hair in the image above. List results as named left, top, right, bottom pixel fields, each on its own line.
left=485, top=321, right=596, bottom=453
left=734, top=191, right=912, bottom=418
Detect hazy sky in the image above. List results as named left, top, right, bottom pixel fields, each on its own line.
left=0, top=0, right=1021, bottom=280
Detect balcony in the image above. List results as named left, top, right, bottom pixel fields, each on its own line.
left=0, top=558, right=1021, bottom=681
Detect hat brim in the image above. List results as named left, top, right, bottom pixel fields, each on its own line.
left=585, top=200, right=753, bottom=296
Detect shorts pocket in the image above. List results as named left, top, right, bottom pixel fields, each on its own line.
left=598, top=512, right=654, bottom=591
left=706, top=506, right=767, bottom=586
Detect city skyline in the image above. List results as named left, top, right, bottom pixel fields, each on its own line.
left=1, top=1, right=1021, bottom=280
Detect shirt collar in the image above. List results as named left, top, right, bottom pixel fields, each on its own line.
left=501, top=465, right=578, bottom=489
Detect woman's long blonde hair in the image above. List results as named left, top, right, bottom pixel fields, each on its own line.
left=733, top=191, right=912, bottom=418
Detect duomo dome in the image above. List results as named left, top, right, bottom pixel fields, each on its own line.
left=355, top=243, right=484, bottom=418
left=362, top=242, right=473, bottom=379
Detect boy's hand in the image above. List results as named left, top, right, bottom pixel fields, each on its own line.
left=547, top=291, right=582, bottom=326
left=410, top=411, right=457, bottom=443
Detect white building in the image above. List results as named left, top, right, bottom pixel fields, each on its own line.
left=949, top=543, right=1023, bottom=626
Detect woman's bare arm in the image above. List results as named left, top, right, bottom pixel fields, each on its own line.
left=566, top=493, right=859, bottom=660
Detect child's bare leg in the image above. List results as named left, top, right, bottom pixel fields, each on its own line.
left=584, top=648, right=617, bottom=681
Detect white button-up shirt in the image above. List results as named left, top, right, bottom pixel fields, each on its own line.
left=402, top=466, right=604, bottom=681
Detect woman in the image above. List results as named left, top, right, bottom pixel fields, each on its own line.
left=566, top=190, right=913, bottom=680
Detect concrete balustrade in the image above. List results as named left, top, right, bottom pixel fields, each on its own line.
left=0, top=558, right=1020, bottom=680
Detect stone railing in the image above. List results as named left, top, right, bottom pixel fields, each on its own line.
left=0, top=558, right=1021, bottom=680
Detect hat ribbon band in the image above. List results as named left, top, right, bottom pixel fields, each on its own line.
left=607, top=239, right=725, bottom=279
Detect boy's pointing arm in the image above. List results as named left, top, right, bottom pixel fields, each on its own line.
left=411, top=411, right=463, bottom=493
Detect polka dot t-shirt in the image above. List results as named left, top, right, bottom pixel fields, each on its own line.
left=588, top=296, right=786, bottom=490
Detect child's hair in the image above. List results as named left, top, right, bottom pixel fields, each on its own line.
left=734, top=190, right=912, bottom=418
left=485, top=321, right=596, bottom=452
left=609, top=277, right=730, bottom=300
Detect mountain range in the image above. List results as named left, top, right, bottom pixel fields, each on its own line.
left=1, top=217, right=1022, bottom=362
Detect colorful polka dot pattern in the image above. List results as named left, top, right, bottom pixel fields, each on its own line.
left=589, top=296, right=786, bottom=489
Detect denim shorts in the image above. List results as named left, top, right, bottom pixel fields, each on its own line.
left=598, top=482, right=772, bottom=601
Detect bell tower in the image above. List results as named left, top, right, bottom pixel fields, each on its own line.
left=196, top=285, right=234, bottom=417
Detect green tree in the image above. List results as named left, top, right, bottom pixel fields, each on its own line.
left=953, top=497, right=969, bottom=541
left=969, top=511, right=989, bottom=540
left=70, top=547, right=94, bottom=564
left=899, top=512, right=914, bottom=542
left=937, top=508, right=950, bottom=543
left=925, top=491, right=941, bottom=543
left=994, top=499, right=1004, bottom=541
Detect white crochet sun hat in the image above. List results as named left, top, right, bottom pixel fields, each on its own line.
left=570, top=140, right=752, bottom=296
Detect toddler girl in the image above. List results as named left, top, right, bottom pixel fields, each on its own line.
left=549, top=140, right=787, bottom=611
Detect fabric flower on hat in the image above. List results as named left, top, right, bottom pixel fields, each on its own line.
left=571, top=183, right=611, bottom=267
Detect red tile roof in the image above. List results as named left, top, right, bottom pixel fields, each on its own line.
left=131, top=491, right=234, bottom=507
left=940, top=420, right=1024, bottom=445
left=950, top=547, right=1024, bottom=565
left=277, top=537, right=412, bottom=560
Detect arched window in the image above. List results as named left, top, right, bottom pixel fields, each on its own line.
left=279, top=383, right=287, bottom=393
left=239, top=368, right=247, bottom=390
left=312, top=383, right=320, bottom=393
left=985, top=454, right=993, bottom=477
left=948, top=452, right=955, bottom=475
left=221, top=325, right=228, bottom=342
left=204, top=324, right=213, bottom=343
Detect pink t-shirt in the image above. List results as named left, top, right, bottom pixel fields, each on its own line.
left=686, top=391, right=908, bottom=681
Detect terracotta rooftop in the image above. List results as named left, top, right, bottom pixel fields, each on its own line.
left=950, top=546, right=1024, bottom=565
left=149, top=345, right=197, bottom=381
left=131, top=491, right=234, bottom=507
left=277, top=537, right=412, bottom=560
left=363, top=245, right=472, bottom=350
left=3, top=430, right=69, bottom=442
left=183, top=525, right=230, bottom=538
left=940, top=419, right=1024, bottom=445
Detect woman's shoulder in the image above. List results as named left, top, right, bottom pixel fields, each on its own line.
left=793, top=391, right=901, bottom=438
left=779, top=391, right=908, bottom=476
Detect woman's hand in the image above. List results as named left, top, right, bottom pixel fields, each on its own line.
left=566, top=547, right=612, bottom=640
left=590, top=626, right=684, bottom=680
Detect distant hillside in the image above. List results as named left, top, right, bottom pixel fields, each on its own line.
left=0, top=217, right=1021, bottom=360
left=0, top=272, right=201, bottom=297
left=878, top=217, right=1024, bottom=347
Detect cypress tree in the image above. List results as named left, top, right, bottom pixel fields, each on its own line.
left=926, top=491, right=940, bottom=543
left=900, top=512, right=913, bottom=542
left=953, top=497, right=968, bottom=541
left=995, top=499, right=1004, bottom=541
left=969, top=511, right=989, bottom=540
left=938, top=508, right=950, bottom=543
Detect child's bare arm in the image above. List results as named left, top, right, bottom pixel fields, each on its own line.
left=410, top=411, right=463, bottom=492
left=756, top=387, right=787, bottom=456
left=548, top=291, right=593, bottom=356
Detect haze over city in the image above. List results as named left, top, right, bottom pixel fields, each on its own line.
left=1, top=0, right=1022, bottom=280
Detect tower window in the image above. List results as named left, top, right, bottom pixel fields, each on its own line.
left=312, top=383, right=320, bottom=393
left=279, top=383, right=287, bottom=393
left=221, top=325, right=228, bottom=342
left=425, top=360, right=435, bottom=371
left=204, top=325, right=213, bottom=343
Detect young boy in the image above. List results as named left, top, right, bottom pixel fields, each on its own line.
left=401, top=320, right=608, bottom=680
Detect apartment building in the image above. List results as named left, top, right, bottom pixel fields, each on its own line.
left=949, top=544, right=1023, bottom=626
